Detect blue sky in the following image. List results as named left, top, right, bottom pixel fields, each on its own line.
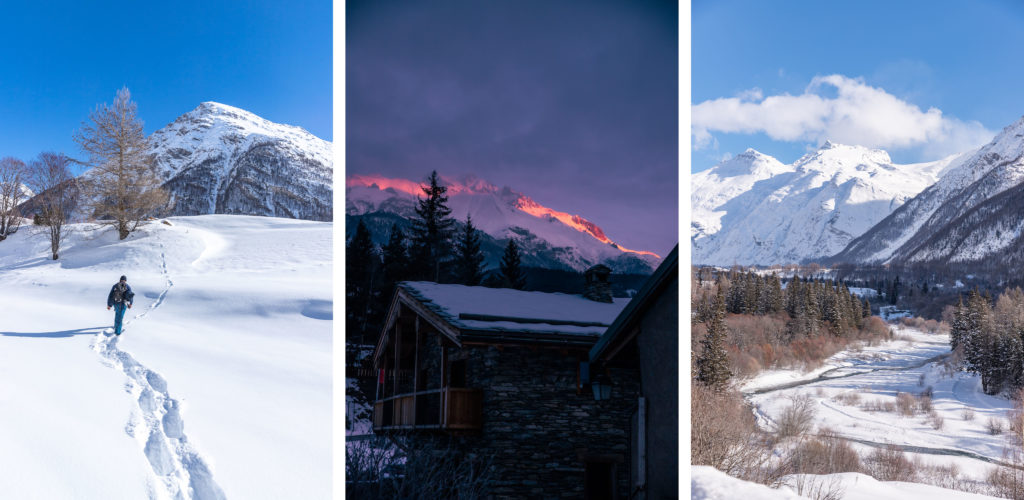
left=0, top=0, right=331, bottom=173
left=692, top=0, right=1024, bottom=172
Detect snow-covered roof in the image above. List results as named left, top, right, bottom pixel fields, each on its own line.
left=398, top=281, right=630, bottom=337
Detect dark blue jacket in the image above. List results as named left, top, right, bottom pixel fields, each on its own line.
left=107, top=283, right=135, bottom=307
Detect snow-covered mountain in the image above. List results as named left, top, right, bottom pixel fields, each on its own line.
left=150, top=102, right=332, bottom=221
left=692, top=143, right=953, bottom=266
left=346, top=174, right=661, bottom=273
left=832, top=116, right=1024, bottom=267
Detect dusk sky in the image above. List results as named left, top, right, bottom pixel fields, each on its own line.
left=347, top=0, right=679, bottom=257
left=692, top=0, right=1024, bottom=173
left=0, top=0, right=331, bottom=174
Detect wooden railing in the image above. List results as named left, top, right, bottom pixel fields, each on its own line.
left=373, top=387, right=483, bottom=432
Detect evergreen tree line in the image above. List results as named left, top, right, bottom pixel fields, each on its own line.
left=346, top=170, right=527, bottom=347
left=950, top=287, right=1024, bottom=395
left=693, top=269, right=880, bottom=391
left=694, top=270, right=871, bottom=339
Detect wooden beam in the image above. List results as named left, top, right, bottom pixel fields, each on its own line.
left=395, top=289, right=462, bottom=347
left=373, top=292, right=404, bottom=368
left=413, top=317, right=421, bottom=426
left=394, top=323, right=401, bottom=397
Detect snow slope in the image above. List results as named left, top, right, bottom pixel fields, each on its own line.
left=691, top=142, right=954, bottom=266
left=691, top=466, right=997, bottom=500
left=347, top=173, right=661, bottom=272
left=0, top=215, right=331, bottom=499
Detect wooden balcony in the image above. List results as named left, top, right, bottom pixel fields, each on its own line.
left=372, top=387, right=483, bottom=432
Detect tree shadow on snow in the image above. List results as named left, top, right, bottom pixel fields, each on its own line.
left=0, top=326, right=108, bottom=339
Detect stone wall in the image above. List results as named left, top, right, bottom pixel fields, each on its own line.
left=455, top=344, right=640, bottom=499
left=637, top=276, right=679, bottom=499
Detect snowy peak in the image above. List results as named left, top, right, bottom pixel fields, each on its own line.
left=346, top=173, right=662, bottom=272
left=712, top=149, right=791, bottom=178
left=794, top=141, right=893, bottom=176
left=692, top=144, right=947, bottom=266
left=833, top=114, right=1024, bottom=267
left=149, top=102, right=333, bottom=221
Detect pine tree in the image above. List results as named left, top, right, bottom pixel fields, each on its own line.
left=890, top=276, right=901, bottom=305
left=499, top=239, right=526, bottom=290
left=950, top=296, right=967, bottom=352
left=697, top=284, right=732, bottom=390
left=454, top=214, right=485, bottom=286
left=823, top=288, right=843, bottom=337
left=786, top=277, right=803, bottom=318
left=346, top=220, right=380, bottom=344
left=381, top=223, right=409, bottom=291
left=409, top=171, right=455, bottom=282
left=767, top=274, right=784, bottom=314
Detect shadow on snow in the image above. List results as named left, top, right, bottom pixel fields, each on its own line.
left=0, top=326, right=108, bottom=339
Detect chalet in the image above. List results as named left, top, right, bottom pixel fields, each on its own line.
left=589, top=246, right=678, bottom=499
left=372, top=266, right=647, bottom=498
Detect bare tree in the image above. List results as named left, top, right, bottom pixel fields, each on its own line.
left=74, top=87, right=167, bottom=240
left=0, top=157, right=28, bottom=241
left=28, top=152, right=78, bottom=260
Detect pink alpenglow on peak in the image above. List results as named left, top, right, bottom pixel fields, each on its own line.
left=346, top=173, right=663, bottom=270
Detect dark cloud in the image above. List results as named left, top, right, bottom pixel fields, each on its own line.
left=347, top=0, right=678, bottom=255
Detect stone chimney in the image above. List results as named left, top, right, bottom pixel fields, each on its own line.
left=583, top=264, right=613, bottom=303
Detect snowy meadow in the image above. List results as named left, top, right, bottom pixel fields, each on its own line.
left=0, top=215, right=331, bottom=500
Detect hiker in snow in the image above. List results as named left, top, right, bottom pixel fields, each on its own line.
left=106, top=275, right=135, bottom=335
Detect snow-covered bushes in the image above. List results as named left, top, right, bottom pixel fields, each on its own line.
left=776, top=396, right=816, bottom=439
left=864, top=445, right=916, bottom=482
left=787, top=428, right=861, bottom=475
left=691, top=383, right=784, bottom=485
left=988, top=449, right=1024, bottom=500
left=346, top=436, right=494, bottom=499
left=787, top=474, right=845, bottom=500
left=896, top=392, right=917, bottom=416
left=834, top=391, right=861, bottom=406
left=988, top=417, right=1006, bottom=435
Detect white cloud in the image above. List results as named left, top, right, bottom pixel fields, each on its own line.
left=692, top=74, right=994, bottom=158
left=735, top=87, right=763, bottom=102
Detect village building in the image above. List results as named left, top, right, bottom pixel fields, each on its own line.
left=371, top=250, right=678, bottom=499
left=589, top=246, right=678, bottom=499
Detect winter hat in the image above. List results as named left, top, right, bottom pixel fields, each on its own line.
left=120, top=275, right=127, bottom=281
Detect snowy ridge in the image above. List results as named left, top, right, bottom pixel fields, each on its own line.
left=692, top=142, right=949, bottom=266
left=346, top=174, right=661, bottom=273
left=148, top=102, right=332, bottom=221
left=833, top=115, right=1024, bottom=265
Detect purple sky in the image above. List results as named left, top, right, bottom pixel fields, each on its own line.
left=346, top=0, right=678, bottom=257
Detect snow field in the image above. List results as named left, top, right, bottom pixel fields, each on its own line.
left=0, top=215, right=331, bottom=499
left=746, top=326, right=1020, bottom=487
left=691, top=465, right=998, bottom=500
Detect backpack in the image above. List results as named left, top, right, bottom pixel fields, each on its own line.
left=113, top=283, right=127, bottom=303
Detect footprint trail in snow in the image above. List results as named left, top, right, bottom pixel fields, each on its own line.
left=92, top=241, right=227, bottom=500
